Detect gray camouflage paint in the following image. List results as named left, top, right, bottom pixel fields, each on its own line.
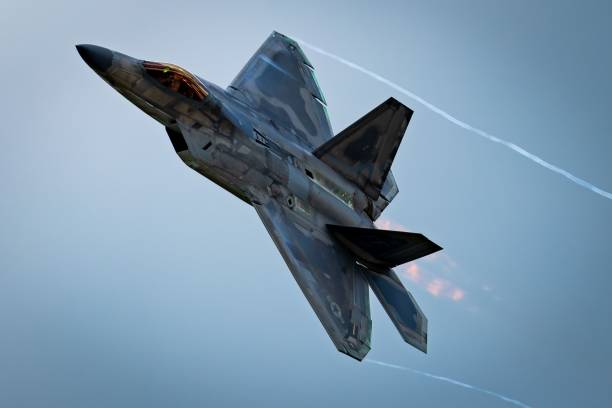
left=76, top=31, right=429, bottom=360
left=314, top=97, right=411, bottom=201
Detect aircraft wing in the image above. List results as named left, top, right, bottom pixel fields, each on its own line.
left=228, top=31, right=333, bottom=150
left=254, top=200, right=372, bottom=360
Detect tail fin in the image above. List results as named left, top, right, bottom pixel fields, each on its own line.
left=327, top=224, right=442, bottom=269
left=371, top=170, right=399, bottom=221
left=314, top=97, right=412, bottom=200
left=331, top=225, right=436, bottom=353
left=363, top=266, right=428, bottom=352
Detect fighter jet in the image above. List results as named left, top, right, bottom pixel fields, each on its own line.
left=76, top=31, right=441, bottom=360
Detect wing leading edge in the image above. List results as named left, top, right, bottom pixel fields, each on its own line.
left=254, top=200, right=371, bottom=360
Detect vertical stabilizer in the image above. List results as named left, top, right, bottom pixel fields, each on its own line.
left=365, top=268, right=428, bottom=353
left=314, top=97, right=412, bottom=200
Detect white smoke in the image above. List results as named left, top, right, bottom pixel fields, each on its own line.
left=365, top=359, right=532, bottom=408
left=294, top=37, right=612, bottom=201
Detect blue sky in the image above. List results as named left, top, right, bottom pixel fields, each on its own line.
left=1, top=1, right=611, bottom=406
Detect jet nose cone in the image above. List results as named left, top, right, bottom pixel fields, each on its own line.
left=76, top=44, right=113, bottom=72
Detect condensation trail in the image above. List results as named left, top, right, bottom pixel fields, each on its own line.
left=365, top=359, right=532, bottom=408
left=293, top=37, right=612, bottom=201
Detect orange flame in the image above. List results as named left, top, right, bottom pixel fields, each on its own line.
left=426, top=278, right=446, bottom=297
left=450, top=288, right=465, bottom=301
left=405, top=263, right=421, bottom=283
left=377, top=217, right=467, bottom=302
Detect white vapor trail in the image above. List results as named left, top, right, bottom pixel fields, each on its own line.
left=365, top=359, right=532, bottom=408
left=294, top=37, right=612, bottom=201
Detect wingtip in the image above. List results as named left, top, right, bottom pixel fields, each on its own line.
left=337, top=344, right=370, bottom=362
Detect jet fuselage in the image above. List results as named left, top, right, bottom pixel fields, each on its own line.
left=78, top=45, right=371, bottom=229
left=77, top=34, right=438, bottom=360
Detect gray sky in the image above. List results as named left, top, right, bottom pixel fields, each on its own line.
left=1, top=0, right=611, bottom=407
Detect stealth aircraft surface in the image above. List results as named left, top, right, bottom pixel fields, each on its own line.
left=77, top=32, right=442, bottom=360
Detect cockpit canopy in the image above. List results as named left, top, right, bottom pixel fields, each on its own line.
left=143, top=61, right=208, bottom=101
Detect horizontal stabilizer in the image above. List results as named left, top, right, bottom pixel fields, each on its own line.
left=365, top=267, right=428, bottom=352
left=327, top=224, right=442, bottom=269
